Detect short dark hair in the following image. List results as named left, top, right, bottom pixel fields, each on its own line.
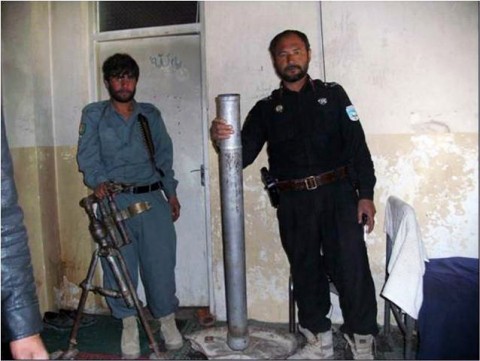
left=268, top=30, right=311, bottom=57
left=102, top=53, right=140, bottom=82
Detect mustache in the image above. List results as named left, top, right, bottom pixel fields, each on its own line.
left=285, top=65, right=302, bottom=71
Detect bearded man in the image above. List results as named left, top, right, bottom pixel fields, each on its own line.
left=210, top=30, right=378, bottom=359
left=77, top=53, right=183, bottom=359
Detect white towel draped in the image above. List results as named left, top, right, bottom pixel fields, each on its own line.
left=382, top=196, right=429, bottom=319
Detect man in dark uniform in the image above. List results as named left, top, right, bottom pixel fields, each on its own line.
left=210, top=30, right=378, bottom=359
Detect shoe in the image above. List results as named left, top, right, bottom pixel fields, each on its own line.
left=288, top=325, right=334, bottom=359
left=121, top=316, right=140, bottom=359
left=159, top=313, right=183, bottom=350
left=344, top=333, right=375, bottom=359
left=43, top=310, right=96, bottom=331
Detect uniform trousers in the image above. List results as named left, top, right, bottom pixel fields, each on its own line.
left=100, top=190, right=179, bottom=320
left=277, top=179, right=378, bottom=336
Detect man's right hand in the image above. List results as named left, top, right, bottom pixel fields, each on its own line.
left=210, top=118, right=234, bottom=141
left=94, top=182, right=109, bottom=199
left=10, top=334, right=49, bottom=360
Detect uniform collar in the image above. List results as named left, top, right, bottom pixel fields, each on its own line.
left=107, top=99, right=139, bottom=120
left=278, top=75, right=315, bottom=97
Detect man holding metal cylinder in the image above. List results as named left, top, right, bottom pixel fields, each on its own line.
left=77, top=53, right=183, bottom=358
left=210, top=30, right=378, bottom=359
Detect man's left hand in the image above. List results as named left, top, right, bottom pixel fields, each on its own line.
left=168, top=196, right=181, bottom=222
left=357, top=199, right=376, bottom=233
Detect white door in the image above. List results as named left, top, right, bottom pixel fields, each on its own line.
left=97, top=34, right=208, bottom=306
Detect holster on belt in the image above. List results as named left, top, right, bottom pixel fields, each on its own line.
left=260, top=167, right=280, bottom=208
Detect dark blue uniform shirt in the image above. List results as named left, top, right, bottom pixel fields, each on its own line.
left=241, top=77, right=376, bottom=200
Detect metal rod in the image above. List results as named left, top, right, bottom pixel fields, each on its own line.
left=289, top=273, right=296, bottom=333
left=215, top=94, right=249, bottom=351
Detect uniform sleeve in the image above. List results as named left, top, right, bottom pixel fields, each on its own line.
left=76, top=107, right=109, bottom=189
left=241, top=101, right=267, bottom=168
left=335, top=85, right=376, bottom=200
left=1, top=116, right=43, bottom=342
left=150, top=108, right=178, bottom=198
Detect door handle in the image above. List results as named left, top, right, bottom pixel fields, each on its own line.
left=190, top=164, right=205, bottom=186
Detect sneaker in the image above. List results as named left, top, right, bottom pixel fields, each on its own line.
left=288, top=325, right=334, bottom=359
left=121, top=316, right=140, bottom=359
left=344, top=333, right=375, bottom=359
left=159, top=313, right=183, bottom=350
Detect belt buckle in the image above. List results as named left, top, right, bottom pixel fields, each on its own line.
left=304, top=176, right=317, bottom=190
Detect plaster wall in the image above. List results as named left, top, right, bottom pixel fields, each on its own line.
left=322, top=1, right=478, bottom=257
left=1, top=1, right=105, bottom=314
left=1, top=1, right=477, bottom=326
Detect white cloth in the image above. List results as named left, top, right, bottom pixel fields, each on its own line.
left=382, top=196, right=429, bottom=319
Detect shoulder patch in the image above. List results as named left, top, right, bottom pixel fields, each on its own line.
left=78, top=122, right=86, bottom=136
left=346, top=105, right=359, bottom=121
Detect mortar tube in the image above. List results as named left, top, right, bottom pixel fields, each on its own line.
left=215, top=94, right=249, bottom=351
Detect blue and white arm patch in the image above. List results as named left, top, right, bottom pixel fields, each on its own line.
left=346, top=105, right=359, bottom=121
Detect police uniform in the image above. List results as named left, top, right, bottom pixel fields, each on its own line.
left=242, top=77, right=378, bottom=336
left=77, top=100, right=179, bottom=320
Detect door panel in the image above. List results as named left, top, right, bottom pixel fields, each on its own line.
left=97, top=34, right=208, bottom=306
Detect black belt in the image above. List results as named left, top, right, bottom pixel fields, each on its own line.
left=125, top=181, right=162, bottom=194
left=276, top=166, right=348, bottom=192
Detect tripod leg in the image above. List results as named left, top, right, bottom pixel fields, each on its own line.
left=62, top=248, right=101, bottom=359
left=105, top=252, right=135, bottom=307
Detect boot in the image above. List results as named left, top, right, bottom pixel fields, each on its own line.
left=344, top=333, right=375, bottom=359
left=159, top=313, right=183, bottom=350
left=121, top=316, right=140, bottom=359
left=288, top=325, right=334, bottom=359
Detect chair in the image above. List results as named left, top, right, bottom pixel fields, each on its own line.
left=382, top=195, right=428, bottom=359
left=382, top=196, right=479, bottom=360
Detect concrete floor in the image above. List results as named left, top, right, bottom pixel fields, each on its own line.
left=176, top=307, right=413, bottom=360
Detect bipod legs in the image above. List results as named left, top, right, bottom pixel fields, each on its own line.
left=51, top=246, right=163, bottom=359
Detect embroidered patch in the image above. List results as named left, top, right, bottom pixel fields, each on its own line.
left=346, top=105, right=359, bottom=121
left=318, top=98, right=328, bottom=105
left=79, top=122, right=86, bottom=136
left=275, top=105, right=283, bottom=113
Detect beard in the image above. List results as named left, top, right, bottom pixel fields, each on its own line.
left=108, top=85, right=136, bottom=103
left=275, top=63, right=309, bottom=83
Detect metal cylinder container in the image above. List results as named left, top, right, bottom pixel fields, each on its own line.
left=215, top=94, right=249, bottom=351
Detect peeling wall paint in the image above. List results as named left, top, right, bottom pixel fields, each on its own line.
left=372, top=133, right=478, bottom=259
left=10, top=145, right=109, bottom=314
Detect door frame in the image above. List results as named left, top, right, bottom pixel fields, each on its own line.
left=87, top=2, right=214, bottom=312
